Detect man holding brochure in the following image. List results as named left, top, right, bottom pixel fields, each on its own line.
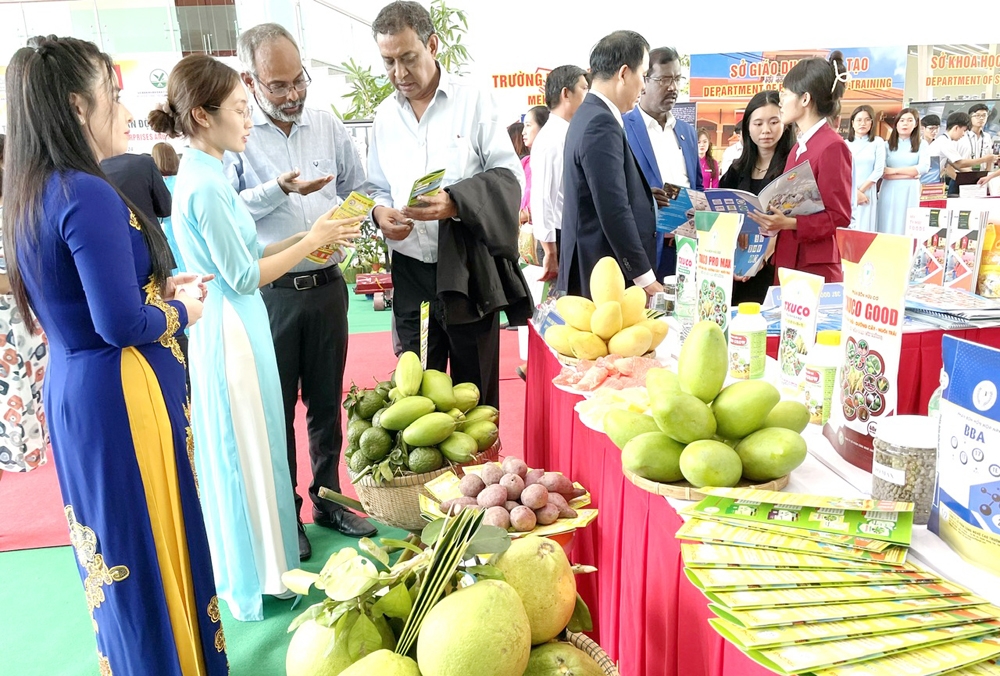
left=559, top=30, right=661, bottom=300
left=367, top=1, right=528, bottom=410
left=226, top=23, right=373, bottom=558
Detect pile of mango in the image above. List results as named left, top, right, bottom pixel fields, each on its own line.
left=604, top=321, right=812, bottom=488
left=544, top=257, right=668, bottom=360
left=344, top=352, right=499, bottom=483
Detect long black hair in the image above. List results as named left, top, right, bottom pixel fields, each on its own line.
left=726, top=90, right=796, bottom=191
left=2, top=35, right=175, bottom=332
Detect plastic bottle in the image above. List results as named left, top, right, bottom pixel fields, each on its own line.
left=927, top=368, right=945, bottom=417
left=802, top=330, right=841, bottom=426
left=728, top=302, right=767, bottom=380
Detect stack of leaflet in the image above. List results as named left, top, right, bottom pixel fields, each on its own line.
left=905, top=284, right=1000, bottom=329
left=678, top=488, right=1000, bottom=675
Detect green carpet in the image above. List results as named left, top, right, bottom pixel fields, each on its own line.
left=0, top=281, right=401, bottom=675
left=0, top=521, right=407, bottom=676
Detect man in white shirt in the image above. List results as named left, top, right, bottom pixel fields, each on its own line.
left=934, top=112, right=996, bottom=194
left=528, top=65, right=589, bottom=283
left=719, top=126, right=744, bottom=176
left=226, top=23, right=374, bottom=556
left=367, top=1, right=525, bottom=409
left=957, top=103, right=995, bottom=172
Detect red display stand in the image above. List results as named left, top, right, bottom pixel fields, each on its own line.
left=523, top=326, right=775, bottom=676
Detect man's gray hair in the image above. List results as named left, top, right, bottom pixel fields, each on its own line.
left=237, top=23, right=299, bottom=75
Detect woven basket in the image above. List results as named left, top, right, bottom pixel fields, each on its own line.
left=351, top=465, right=451, bottom=532
left=567, top=632, right=619, bottom=676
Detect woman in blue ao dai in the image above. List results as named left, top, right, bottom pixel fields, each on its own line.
left=148, top=55, right=362, bottom=622
left=877, top=108, right=930, bottom=236
left=847, top=105, right=885, bottom=232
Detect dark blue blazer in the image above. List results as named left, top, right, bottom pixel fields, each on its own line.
left=623, top=106, right=702, bottom=278
left=557, top=94, right=657, bottom=298
left=622, top=106, right=703, bottom=192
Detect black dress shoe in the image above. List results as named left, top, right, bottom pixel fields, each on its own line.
left=313, top=509, right=377, bottom=537
left=298, top=522, right=312, bottom=561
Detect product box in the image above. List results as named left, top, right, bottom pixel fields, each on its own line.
left=905, top=207, right=951, bottom=285
left=930, top=335, right=1000, bottom=577
left=823, top=230, right=914, bottom=470
left=970, top=202, right=1000, bottom=298
left=943, top=200, right=990, bottom=291
left=694, top=211, right=740, bottom=338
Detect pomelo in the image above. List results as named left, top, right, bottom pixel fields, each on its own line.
left=523, top=642, right=605, bottom=676
left=338, top=650, right=420, bottom=676
left=493, top=535, right=577, bottom=644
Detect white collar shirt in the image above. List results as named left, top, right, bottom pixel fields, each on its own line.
left=957, top=129, right=994, bottom=162
left=528, top=114, right=570, bottom=244
left=590, top=90, right=624, bottom=127
left=223, top=106, right=366, bottom=273
left=795, top=118, right=829, bottom=161
left=638, top=107, right=689, bottom=188
left=366, top=66, right=525, bottom=264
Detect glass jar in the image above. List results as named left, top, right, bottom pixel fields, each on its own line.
left=871, top=415, right=939, bottom=525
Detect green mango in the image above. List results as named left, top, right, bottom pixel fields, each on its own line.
left=711, top=380, right=780, bottom=440
left=421, top=369, right=457, bottom=412
left=453, top=382, right=481, bottom=413
left=438, top=431, right=479, bottom=463
left=652, top=391, right=717, bottom=444
left=461, top=405, right=500, bottom=428
left=679, top=440, right=743, bottom=488
left=378, top=396, right=436, bottom=431
left=402, top=412, right=457, bottom=447
left=462, top=420, right=499, bottom=452
left=762, top=401, right=811, bottom=433
left=621, top=432, right=685, bottom=482
left=735, top=427, right=807, bottom=481
left=678, top=321, right=728, bottom=403
left=603, top=409, right=660, bottom=451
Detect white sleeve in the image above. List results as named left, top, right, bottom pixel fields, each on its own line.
left=531, top=139, right=560, bottom=243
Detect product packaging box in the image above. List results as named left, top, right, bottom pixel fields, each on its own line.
left=905, top=207, right=951, bottom=285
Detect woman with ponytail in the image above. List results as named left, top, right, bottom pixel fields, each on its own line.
left=748, top=51, right=853, bottom=283
left=2, top=36, right=227, bottom=674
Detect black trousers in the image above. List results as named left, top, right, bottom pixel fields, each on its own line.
left=261, top=271, right=349, bottom=520
left=391, top=252, right=501, bottom=408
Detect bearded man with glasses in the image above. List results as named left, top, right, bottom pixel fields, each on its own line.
left=224, top=23, right=374, bottom=562
left=623, top=46, right=701, bottom=282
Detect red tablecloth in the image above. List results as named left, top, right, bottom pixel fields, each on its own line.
left=766, top=328, right=1000, bottom=415
left=523, top=326, right=775, bottom=676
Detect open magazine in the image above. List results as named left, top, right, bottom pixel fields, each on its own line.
left=657, top=160, right=825, bottom=232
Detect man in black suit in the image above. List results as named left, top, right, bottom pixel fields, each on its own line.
left=100, top=152, right=172, bottom=224
left=558, top=30, right=662, bottom=300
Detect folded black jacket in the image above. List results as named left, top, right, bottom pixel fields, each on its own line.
left=438, top=167, right=532, bottom=326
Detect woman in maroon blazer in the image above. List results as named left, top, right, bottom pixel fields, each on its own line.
left=749, top=51, right=852, bottom=283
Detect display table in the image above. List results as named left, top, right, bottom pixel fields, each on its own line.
left=766, top=327, right=1000, bottom=415
left=524, top=325, right=1000, bottom=676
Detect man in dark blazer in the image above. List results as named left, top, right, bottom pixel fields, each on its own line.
left=100, top=152, right=172, bottom=224
left=558, top=30, right=662, bottom=300
left=623, top=47, right=702, bottom=281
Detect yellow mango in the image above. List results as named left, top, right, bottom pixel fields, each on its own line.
left=590, top=257, right=625, bottom=306
left=544, top=324, right=580, bottom=357
left=620, top=286, right=648, bottom=328
left=645, top=368, right=679, bottom=399
left=555, top=295, right=596, bottom=332
left=570, top=332, right=609, bottom=360
left=639, top=318, right=669, bottom=350
left=590, top=301, right=623, bottom=341
left=608, top=325, right=653, bottom=357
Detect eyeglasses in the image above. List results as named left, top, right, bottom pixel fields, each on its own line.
left=970, top=112, right=989, bottom=119
left=253, top=68, right=312, bottom=97
left=207, top=103, right=254, bottom=121
left=644, top=75, right=687, bottom=87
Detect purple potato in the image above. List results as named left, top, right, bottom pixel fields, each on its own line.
left=482, top=506, right=511, bottom=529
left=509, top=505, right=537, bottom=532
left=534, top=503, right=561, bottom=526
left=501, top=456, right=529, bottom=479
left=539, top=471, right=575, bottom=495
left=459, top=473, right=487, bottom=498
left=505, top=501, right=520, bottom=512
left=499, top=473, right=526, bottom=501
left=547, top=492, right=578, bottom=519
left=520, top=484, right=549, bottom=510
left=440, top=496, right=478, bottom=515
left=480, top=462, right=504, bottom=486
left=477, top=483, right=509, bottom=509
left=523, top=468, right=545, bottom=487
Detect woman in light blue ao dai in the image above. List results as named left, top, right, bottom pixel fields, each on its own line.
left=847, top=105, right=885, bottom=232
left=877, top=108, right=930, bottom=236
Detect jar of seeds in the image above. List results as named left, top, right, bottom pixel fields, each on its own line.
left=871, top=415, right=939, bottom=525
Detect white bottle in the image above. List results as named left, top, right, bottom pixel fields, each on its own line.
left=729, top=302, right=767, bottom=380
left=802, top=330, right=841, bottom=426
